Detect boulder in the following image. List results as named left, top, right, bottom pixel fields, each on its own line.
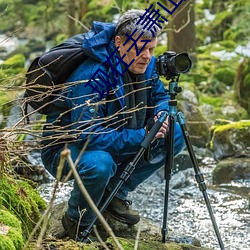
left=209, top=120, right=250, bottom=160
left=213, top=157, right=250, bottom=184
left=42, top=202, right=211, bottom=250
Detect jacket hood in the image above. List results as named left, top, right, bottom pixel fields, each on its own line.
left=82, top=21, right=116, bottom=62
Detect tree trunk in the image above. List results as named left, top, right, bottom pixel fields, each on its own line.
left=166, top=0, right=196, bottom=62
left=67, top=0, right=77, bottom=36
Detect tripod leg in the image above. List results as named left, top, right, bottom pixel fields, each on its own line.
left=177, top=112, right=225, bottom=250
left=162, top=114, right=175, bottom=243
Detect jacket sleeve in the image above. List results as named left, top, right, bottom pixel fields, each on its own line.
left=65, top=61, right=146, bottom=156
left=148, top=57, right=170, bottom=115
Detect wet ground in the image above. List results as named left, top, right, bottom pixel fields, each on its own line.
left=39, top=157, right=250, bottom=250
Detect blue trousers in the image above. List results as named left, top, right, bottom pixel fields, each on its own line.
left=41, top=123, right=185, bottom=226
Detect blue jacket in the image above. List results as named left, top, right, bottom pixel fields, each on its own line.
left=44, top=21, right=170, bottom=156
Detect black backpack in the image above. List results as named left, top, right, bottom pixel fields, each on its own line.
left=24, top=34, right=87, bottom=115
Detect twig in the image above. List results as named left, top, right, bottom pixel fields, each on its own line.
left=134, top=218, right=142, bottom=250
left=68, top=14, right=90, bottom=31
left=61, top=148, right=124, bottom=250
left=93, top=225, right=110, bottom=250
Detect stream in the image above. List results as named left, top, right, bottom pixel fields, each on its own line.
left=38, top=155, right=250, bottom=250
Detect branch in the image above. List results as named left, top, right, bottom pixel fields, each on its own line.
left=62, top=148, right=124, bottom=250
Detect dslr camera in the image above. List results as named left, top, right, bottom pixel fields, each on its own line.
left=156, top=51, right=192, bottom=79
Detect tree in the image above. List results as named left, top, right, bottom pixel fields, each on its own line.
left=166, top=0, right=196, bottom=62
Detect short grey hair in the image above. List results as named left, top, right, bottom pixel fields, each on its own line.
left=115, top=9, right=161, bottom=39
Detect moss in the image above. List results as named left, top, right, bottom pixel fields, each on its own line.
left=199, top=95, right=224, bottom=107
left=0, top=235, right=16, bottom=250
left=213, top=120, right=250, bottom=133
left=209, top=120, right=250, bottom=151
left=0, top=175, right=46, bottom=239
left=7, top=228, right=24, bottom=249
left=213, top=67, right=235, bottom=86
left=0, top=209, right=21, bottom=229
left=1, top=54, right=25, bottom=69
left=106, top=237, right=208, bottom=250
left=0, top=209, right=24, bottom=249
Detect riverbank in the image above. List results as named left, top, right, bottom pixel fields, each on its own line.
left=38, top=155, right=250, bottom=250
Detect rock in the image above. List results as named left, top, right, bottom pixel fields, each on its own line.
left=43, top=201, right=212, bottom=250
left=209, top=120, right=250, bottom=160
left=213, top=157, right=250, bottom=184
left=179, top=100, right=211, bottom=148
left=170, top=168, right=193, bottom=189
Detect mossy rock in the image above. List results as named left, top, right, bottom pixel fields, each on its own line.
left=0, top=175, right=47, bottom=239
left=106, top=237, right=210, bottom=250
left=213, top=157, right=250, bottom=184
left=0, top=209, right=24, bottom=250
left=199, top=92, right=248, bottom=122
left=209, top=120, right=250, bottom=160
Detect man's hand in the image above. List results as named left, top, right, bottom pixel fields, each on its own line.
left=154, top=111, right=169, bottom=139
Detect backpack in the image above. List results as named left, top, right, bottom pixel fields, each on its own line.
left=24, top=34, right=87, bottom=115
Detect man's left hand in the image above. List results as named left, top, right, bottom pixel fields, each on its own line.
left=154, top=111, right=169, bottom=139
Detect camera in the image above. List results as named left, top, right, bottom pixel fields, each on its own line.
left=156, top=51, right=192, bottom=79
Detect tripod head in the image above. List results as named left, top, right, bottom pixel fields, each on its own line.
left=168, top=76, right=182, bottom=100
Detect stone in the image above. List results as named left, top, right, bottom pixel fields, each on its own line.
left=213, top=157, right=250, bottom=184
left=209, top=120, right=250, bottom=160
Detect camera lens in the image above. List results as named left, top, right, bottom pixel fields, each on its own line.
left=174, top=53, right=192, bottom=73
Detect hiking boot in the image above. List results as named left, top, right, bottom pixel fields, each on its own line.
left=105, top=196, right=140, bottom=225
left=61, top=213, right=97, bottom=243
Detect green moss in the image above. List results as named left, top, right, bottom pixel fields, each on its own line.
left=0, top=209, right=21, bottom=229
left=0, top=175, right=47, bottom=239
left=106, top=237, right=207, bottom=250
left=213, top=120, right=250, bottom=133
left=7, top=228, right=24, bottom=249
left=0, top=209, right=24, bottom=249
left=213, top=67, right=235, bottom=86
left=209, top=120, right=250, bottom=150
left=199, top=95, right=224, bottom=107
left=1, top=54, right=25, bottom=69
left=0, top=235, right=16, bottom=250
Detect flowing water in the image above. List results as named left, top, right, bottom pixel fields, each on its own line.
left=38, top=156, right=250, bottom=250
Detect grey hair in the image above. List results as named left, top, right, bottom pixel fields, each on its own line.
left=115, top=9, right=161, bottom=39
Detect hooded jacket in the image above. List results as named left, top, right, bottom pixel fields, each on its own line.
left=43, top=21, right=170, bottom=156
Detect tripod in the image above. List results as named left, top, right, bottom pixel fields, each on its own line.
left=162, top=77, right=225, bottom=249
left=82, top=77, right=225, bottom=249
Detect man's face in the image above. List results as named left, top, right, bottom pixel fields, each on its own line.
left=115, top=35, right=157, bottom=74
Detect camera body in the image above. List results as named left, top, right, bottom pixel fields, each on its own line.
left=156, top=51, right=192, bottom=79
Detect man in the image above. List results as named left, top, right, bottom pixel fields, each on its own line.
left=41, top=9, right=185, bottom=241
